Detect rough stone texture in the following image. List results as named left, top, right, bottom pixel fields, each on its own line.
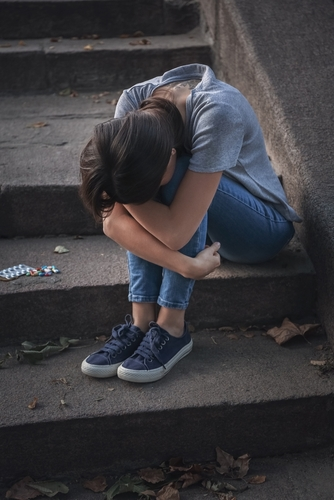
left=0, top=234, right=316, bottom=345
left=0, top=328, right=332, bottom=479
left=0, top=32, right=211, bottom=92
left=1, top=446, right=334, bottom=499
left=198, top=0, right=334, bottom=347
left=0, top=0, right=199, bottom=39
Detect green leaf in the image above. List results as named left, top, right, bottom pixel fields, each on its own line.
left=59, top=337, right=80, bottom=347
left=18, top=337, right=81, bottom=363
left=28, top=480, right=69, bottom=497
left=105, top=474, right=147, bottom=499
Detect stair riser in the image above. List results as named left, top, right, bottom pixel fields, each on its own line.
left=1, top=396, right=332, bottom=480
left=0, top=45, right=211, bottom=92
left=0, top=274, right=316, bottom=346
left=0, top=0, right=199, bottom=39
left=0, top=186, right=101, bottom=237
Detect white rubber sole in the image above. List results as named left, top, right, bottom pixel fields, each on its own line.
left=117, top=339, right=193, bottom=383
left=81, top=358, right=121, bottom=378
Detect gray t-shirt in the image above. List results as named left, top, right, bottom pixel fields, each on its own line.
left=115, top=64, right=301, bottom=222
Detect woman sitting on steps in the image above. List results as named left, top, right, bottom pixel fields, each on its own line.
left=79, top=63, right=301, bottom=384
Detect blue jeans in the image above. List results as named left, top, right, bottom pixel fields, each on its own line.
left=127, top=155, right=294, bottom=310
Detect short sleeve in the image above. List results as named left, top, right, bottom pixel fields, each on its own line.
left=187, top=98, right=244, bottom=173
left=114, top=91, right=137, bottom=118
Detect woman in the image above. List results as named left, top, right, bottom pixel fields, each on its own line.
left=79, top=64, right=301, bottom=383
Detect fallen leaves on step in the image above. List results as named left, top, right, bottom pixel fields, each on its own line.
left=59, top=88, right=72, bottom=96
left=217, top=493, right=237, bottom=500
left=138, top=468, right=165, bottom=484
left=54, top=245, right=69, bottom=253
left=215, top=447, right=250, bottom=478
left=82, top=475, right=107, bottom=492
left=17, top=337, right=80, bottom=364
left=5, top=477, right=68, bottom=499
left=247, top=475, right=266, bottom=484
left=25, top=480, right=69, bottom=497
left=129, top=39, right=151, bottom=45
left=6, top=447, right=266, bottom=499
left=105, top=474, right=148, bottom=499
left=27, top=397, right=38, bottom=410
left=202, top=479, right=237, bottom=492
left=266, top=318, right=321, bottom=345
left=310, top=360, right=327, bottom=366
left=27, top=122, right=48, bottom=128
left=156, top=485, right=179, bottom=499
left=5, top=476, right=41, bottom=499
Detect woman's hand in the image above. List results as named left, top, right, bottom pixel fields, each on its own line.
left=183, top=242, right=221, bottom=279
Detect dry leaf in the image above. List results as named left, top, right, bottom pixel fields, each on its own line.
left=28, top=397, right=38, bottom=410
left=28, top=122, right=48, bottom=128
left=310, top=360, right=326, bottom=366
left=217, top=493, right=237, bottom=500
left=52, top=377, right=69, bottom=385
left=247, top=475, right=266, bottom=484
left=28, top=481, right=68, bottom=496
left=70, top=90, right=78, bottom=97
left=227, top=334, right=239, bottom=340
left=216, top=448, right=250, bottom=478
left=0, top=43, right=12, bottom=47
left=18, top=40, right=26, bottom=46
left=243, top=332, right=255, bottom=338
left=315, top=345, right=324, bottom=350
left=84, top=44, right=94, bottom=50
left=219, top=326, right=234, bottom=331
left=5, top=476, right=41, bottom=499
left=54, top=245, right=69, bottom=253
left=142, top=490, right=156, bottom=497
left=202, top=479, right=237, bottom=493
left=266, top=318, right=320, bottom=345
left=83, top=476, right=107, bottom=492
left=59, top=87, right=72, bottom=96
left=129, top=39, right=151, bottom=45
left=96, top=335, right=108, bottom=341
left=138, top=467, right=165, bottom=484
left=156, top=484, right=180, bottom=500
left=180, top=473, right=203, bottom=488
left=168, top=457, right=191, bottom=472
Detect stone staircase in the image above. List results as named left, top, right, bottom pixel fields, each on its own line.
left=0, top=0, right=333, bottom=486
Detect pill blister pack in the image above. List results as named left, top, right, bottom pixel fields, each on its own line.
left=0, top=264, right=35, bottom=281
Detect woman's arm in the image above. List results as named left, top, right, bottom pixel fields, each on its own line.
left=125, top=170, right=222, bottom=250
left=103, top=203, right=221, bottom=279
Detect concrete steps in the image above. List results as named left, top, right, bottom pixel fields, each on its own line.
left=0, top=0, right=200, bottom=39
left=0, top=234, right=316, bottom=346
left=0, top=92, right=118, bottom=237
left=0, top=31, right=211, bottom=92
left=1, top=324, right=332, bottom=480
left=0, top=0, right=331, bottom=485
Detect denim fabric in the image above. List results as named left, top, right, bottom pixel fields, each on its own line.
left=127, top=155, right=295, bottom=309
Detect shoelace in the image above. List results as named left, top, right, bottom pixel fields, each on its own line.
left=101, top=318, right=140, bottom=359
left=135, top=326, right=170, bottom=367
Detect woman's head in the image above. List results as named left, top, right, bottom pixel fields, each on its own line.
left=79, top=96, right=184, bottom=221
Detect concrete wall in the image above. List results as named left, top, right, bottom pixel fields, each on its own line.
left=198, top=0, right=334, bottom=347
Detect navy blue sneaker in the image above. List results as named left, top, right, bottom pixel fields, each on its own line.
left=81, top=315, right=145, bottom=378
left=117, top=322, right=193, bottom=383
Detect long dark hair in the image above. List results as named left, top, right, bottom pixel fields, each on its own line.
left=79, top=97, right=185, bottom=221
